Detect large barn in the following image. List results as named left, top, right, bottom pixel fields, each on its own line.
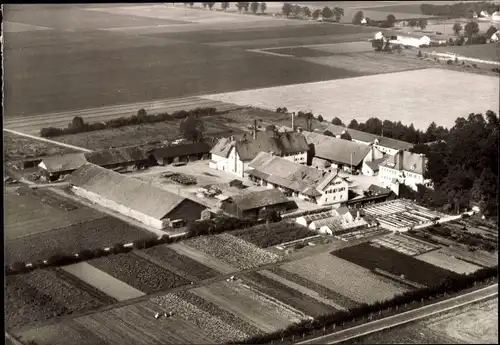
left=68, top=163, right=207, bottom=229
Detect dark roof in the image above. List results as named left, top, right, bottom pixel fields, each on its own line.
left=153, top=142, right=211, bottom=160
left=381, top=151, right=427, bottom=175
left=228, top=189, right=294, bottom=211
left=367, top=184, right=392, bottom=196
left=325, top=124, right=413, bottom=151
left=302, top=131, right=371, bottom=166
left=364, top=157, right=386, bottom=171
left=39, top=153, right=88, bottom=173
left=85, top=147, right=150, bottom=166
left=69, top=163, right=190, bottom=220
left=210, top=137, right=235, bottom=158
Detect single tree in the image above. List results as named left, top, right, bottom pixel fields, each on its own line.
left=260, top=2, right=267, bottom=13
left=242, top=2, right=250, bottom=12
left=221, top=2, right=230, bottom=11
left=333, top=7, right=344, bottom=22
left=71, top=116, right=85, bottom=130
left=348, top=119, right=359, bottom=129
left=180, top=115, right=205, bottom=142
left=236, top=2, right=244, bottom=13
left=324, top=130, right=334, bottom=137
left=317, top=115, right=324, bottom=122
left=452, top=23, right=463, bottom=36
left=486, top=25, right=498, bottom=38
left=312, top=9, right=321, bottom=20
left=137, top=108, right=147, bottom=118
left=352, top=11, right=364, bottom=25
left=251, top=1, right=259, bottom=14
left=282, top=2, right=292, bottom=17
left=208, top=2, right=215, bottom=10
left=386, top=14, right=396, bottom=26
left=418, top=18, right=428, bottom=30
left=408, top=19, right=418, bottom=28
left=340, top=131, right=352, bottom=141
left=331, top=117, right=344, bottom=126
left=202, top=2, right=208, bottom=9
left=303, top=6, right=311, bottom=18
left=464, top=21, right=479, bottom=44
left=292, top=5, right=302, bottom=17
left=322, top=6, right=333, bottom=19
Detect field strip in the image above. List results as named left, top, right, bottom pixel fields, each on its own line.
left=132, top=250, right=197, bottom=282
left=247, top=49, right=293, bottom=58
left=169, top=243, right=237, bottom=274
left=297, top=284, right=498, bottom=344
left=4, top=129, right=91, bottom=152
left=62, top=262, right=145, bottom=301
left=259, top=270, right=347, bottom=310
left=254, top=41, right=369, bottom=51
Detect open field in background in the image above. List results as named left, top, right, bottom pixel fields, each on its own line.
left=202, top=68, right=499, bottom=130
left=333, top=242, right=462, bottom=287
left=343, top=297, right=498, bottom=344
left=6, top=269, right=107, bottom=330
left=185, top=234, right=283, bottom=270
left=89, top=252, right=191, bottom=294
left=192, top=280, right=308, bottom=333
left=6, top=215, right=155, bottom=265
left=423, top=43, right=500, bottom=62
left=4, top=131, right=78, bottom=161
left=415, top=250, right=482, bottom=275
left=281, top=252, right=410, bottom=304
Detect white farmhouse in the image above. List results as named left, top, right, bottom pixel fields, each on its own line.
left=209, top=129, right=309, bottom=177
left=378, top=150, right=432, bottom=192
left=389, top=33, right=431, bottom=47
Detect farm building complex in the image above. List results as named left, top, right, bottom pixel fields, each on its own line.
left=210, top=129, right=309, bottom=177
left=220, top=188, right=297, bottom=219
left=379, top=150, right=432, bottom=193
left=152, top=142, right=212, bottom=165
left=68, top=163, right=207, bottom=229
left=296, top=207, right=378, bottom=235
left=246, top=152, right=349, bottom=206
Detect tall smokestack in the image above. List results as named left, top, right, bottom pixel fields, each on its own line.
left=292, top=112, right=295, bottom=131
left=253, top=119, right=257, bottom=139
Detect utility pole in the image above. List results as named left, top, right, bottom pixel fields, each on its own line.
left=350, top=152, right=353, bottom=173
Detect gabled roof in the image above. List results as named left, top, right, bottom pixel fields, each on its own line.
left=302, top=131, right=371, bottom=166
left=68, top=163, right=190, bottom=220
left=367, top=184, right=392, bottom=196
left=364, top=157, right=386, bottom=171
left=210, top=137, right=235, bottom=158
left=85, top=147, right=150, bottom=166
left=381, top=151, right=427, bottom=175
left=228, top=189, right=294, bottom=211
left=316, top=171, right=346, bottom=191
left=153, top=142, right=211, bottom=160
left=39, top=153, right=88, bottom=173
left=247, top=152, right=337, bottom=197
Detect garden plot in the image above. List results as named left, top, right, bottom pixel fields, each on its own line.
left=89, top=253, right=190, bottom=294
left=415, top=250, right=481, bottom=275
left=139, top=245, right=219, bottom=282
left=282, top=252, right=409, bottom=305
left=334, top=242, right=462, bottom=287
left=335, top=227, right=389, bottom=242
left=438, top=246, right=498, bottom=269
left=192, top=280, right=308, bottom=333
left=6, top=269, right=105, bottom=331
left=371, top=233, right=440, bottom=256
left=230, top=221, right=315, bottom=248
left=75, top=300, right=214, bottom=345
left=169, top=242, right=238, bottom=274
left=153, top=292, right=259, bottom=343
left=184, top=233, right=283, bottom=270
left=15, top=321, right=107, bottom=345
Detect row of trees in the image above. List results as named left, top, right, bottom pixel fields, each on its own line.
left=183, top=2, right=267, bottom=14
left=281, top=3, right=344, bottom=22
left=352, top=11, right=402, bottom=28
left=420, top=2, right=499, bottom=18
left=411, top=111, right=498, bottom=217
left=452, top=22, right=498, bottom=44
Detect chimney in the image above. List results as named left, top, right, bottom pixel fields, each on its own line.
left=397, top=150, right=404, bottom=170
left=253, top=120, right=257, bottom=139
left=292, top=112, right=295, bottom=131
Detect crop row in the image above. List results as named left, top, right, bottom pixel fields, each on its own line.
left=185, top=234, right=282, bottom=270
left=231, top=222, right=314, bottom=248
left=89, top=253, right=190, bottom=293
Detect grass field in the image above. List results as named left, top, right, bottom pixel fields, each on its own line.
left=202, top=68, right=499, bottom=130
left=89, top=253, right=191, bottom=294
left=4, top=131, right=78, bottom=161
left=281, top=252, right=410, bottom=304
left=423, top=44, right=500, bottom=63
left=6, top=216, right=155, bottom=265
left=415, top=250, right=482, bottom=275
left=185, top=233, right=283, bottom=270
left=333, top=242, right=462, bottom=287
left=6, top=269, right=106, bottom=330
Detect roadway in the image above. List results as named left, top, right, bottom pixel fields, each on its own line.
left=297, top=283, right=498, bottom=344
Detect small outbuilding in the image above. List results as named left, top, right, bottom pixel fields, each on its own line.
left=85, top=146, right=155, bottom=171
left=38, top=153, right=88, bottom=182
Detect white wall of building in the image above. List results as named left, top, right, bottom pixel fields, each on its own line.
left=316, top=178, right=349, bottom=206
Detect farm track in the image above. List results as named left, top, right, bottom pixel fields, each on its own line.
left=52, top=268, right=118, bottom=305
left=15, top=232, right=389, bottom=333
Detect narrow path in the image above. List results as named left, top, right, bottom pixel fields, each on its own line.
left=4, top=128, right=92, bottom=153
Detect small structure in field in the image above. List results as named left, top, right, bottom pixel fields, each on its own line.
left=68, top=163, right=208, bottom=229
left=152, top=142, right=212, bottom=165
left=220, top=188, right=297, bottom=220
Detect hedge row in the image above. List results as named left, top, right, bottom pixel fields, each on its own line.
left=6, top=214, right=279, bottom=276
left=281, top=206, right=333, bottom=219
left=239, top=265, right=498, bottom=344
left=40, top=107, right=218, bottom=138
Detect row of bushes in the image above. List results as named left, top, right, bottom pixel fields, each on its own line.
left=6, top=214, right=280, bottom=276
left=240, top=265, right=498, bottom=344
left=40, top=107, right=218, bottom=138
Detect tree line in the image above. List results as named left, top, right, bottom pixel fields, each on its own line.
left=410, top=111, right=499, bottom=217
left=352, top=10, right=409, bottom=28
left=183, top=2, right=268, bottom=14
left=281, top=3, right=344, bottom=22
left=420, top=2, right=499, bottom=18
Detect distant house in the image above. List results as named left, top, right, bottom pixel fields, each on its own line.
left=85, top=146, right=154, bottom=172
left=209, top=130, right=309, bottom=177
left=384, top=32, right=431, bottom=47
left=68, top=163, right=207, bottom=229
left=38, top=153, right=88, bottom=182
left=152, top=142, right=212, bottom=165
left=246, top=152, right=349, bottom=206
left=323, top=124, right=414, bottom=155
left=303, top=131, right=385, bottom=174
left=220, top=189, right=297, bottom=220
left=379, top=151, right=432, bottom=193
